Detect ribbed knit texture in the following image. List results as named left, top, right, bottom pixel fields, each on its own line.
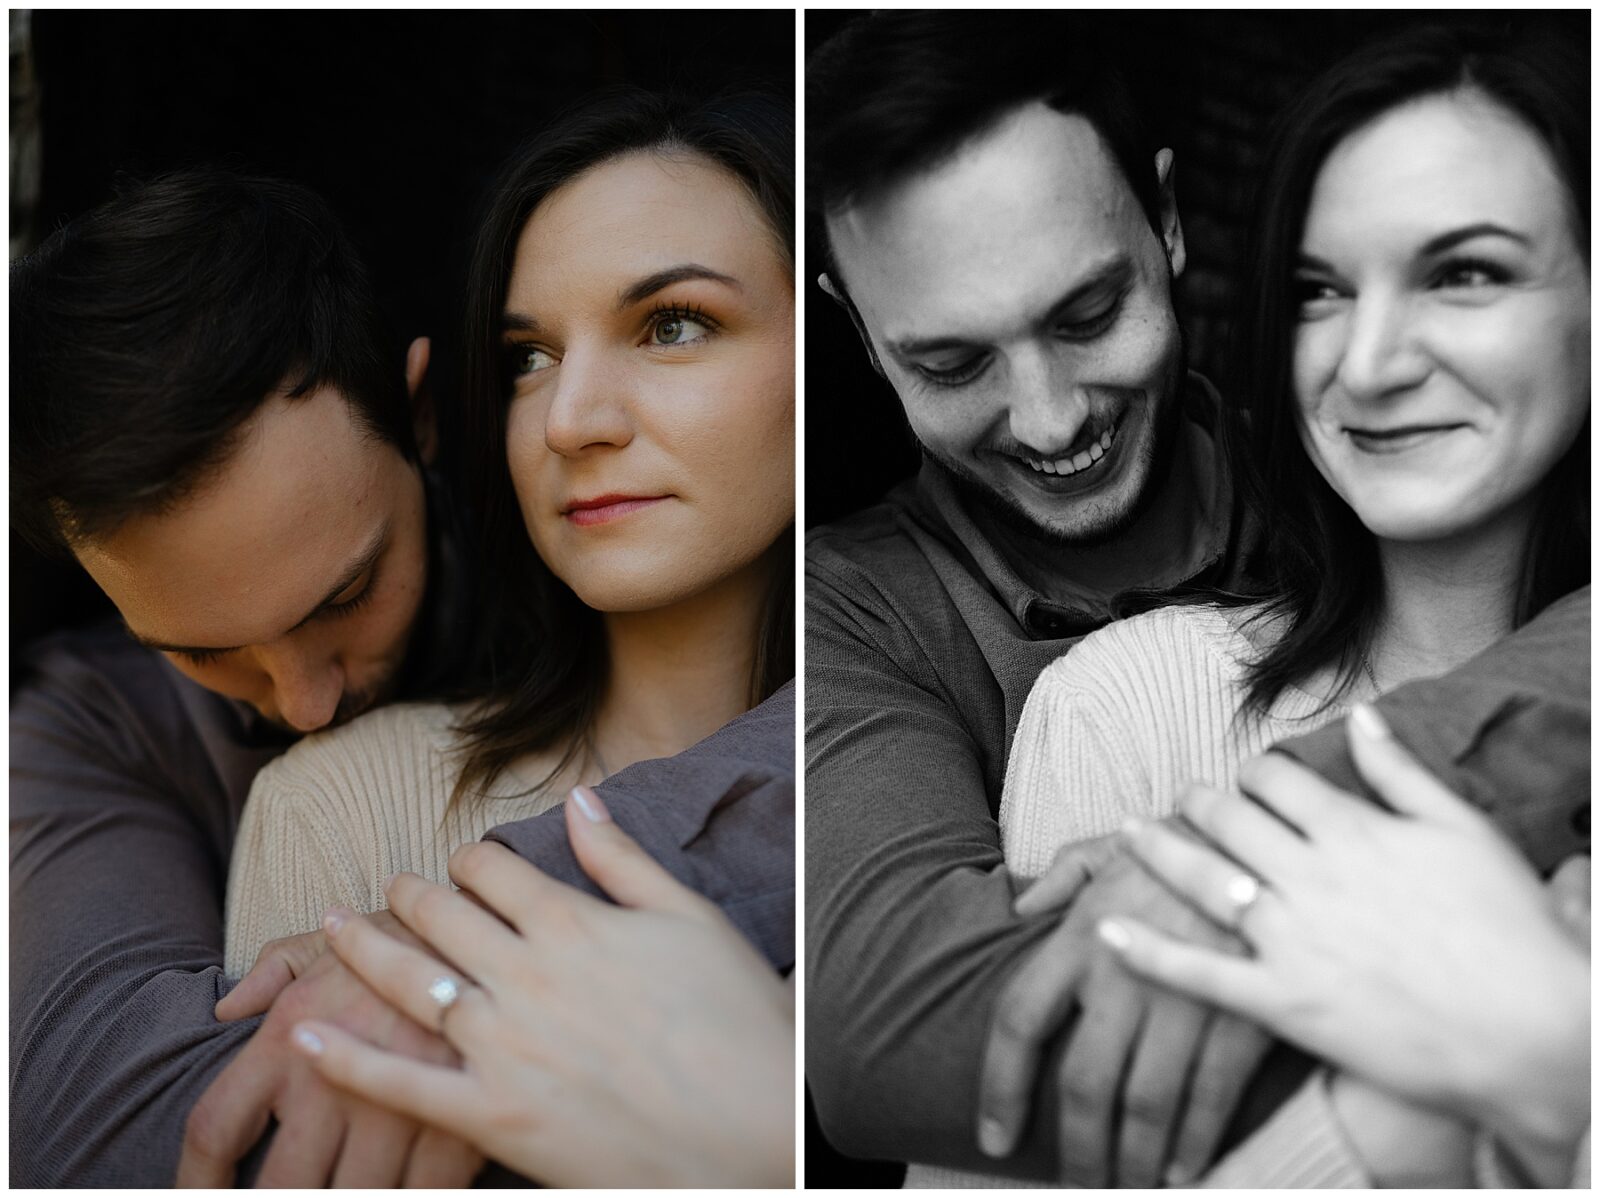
left=224, top=702, right=562, bottom=978
left=1202, top=1071, right=1370, bottom=1188
left=908, top=604, right=1362, bottom=1190
left=1001, top=603, right=1346, bottom=875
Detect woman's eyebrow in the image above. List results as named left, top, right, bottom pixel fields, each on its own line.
left=501, top=311, right=544, bottom=335
left=1418, top=222, right=1531, bottom=256
left=617, top=264, right=740, bottom=309
left=1295, top=252, right=1337, bottom=273
left=1297, top=223, right=1533, bottom=274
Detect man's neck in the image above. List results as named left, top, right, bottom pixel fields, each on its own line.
left=990, top=411, right=1214, bottom=603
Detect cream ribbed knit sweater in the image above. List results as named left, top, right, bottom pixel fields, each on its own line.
left=906, top=604, right=1369, bottom=1190
left=1000, top=603, right=1345, bottom=876
left=223, top=702, right=562, bottom=979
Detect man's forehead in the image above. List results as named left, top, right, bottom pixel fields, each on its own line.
left=829, top=102, right=1144, bottom=339
left=75, top=387, right=395, bottom=649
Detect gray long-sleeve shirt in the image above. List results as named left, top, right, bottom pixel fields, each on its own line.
left=805, top=384, right=1588, bottom=1177
left=10, top=622, right=793, bottom=1186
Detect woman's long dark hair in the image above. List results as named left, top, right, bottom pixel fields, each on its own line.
left=451, top=88, right=794, bottom=801
left=1225, top=19, right=1589, bottom=717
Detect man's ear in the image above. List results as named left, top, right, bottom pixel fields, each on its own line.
left=1154, top=148, right=1187, bottom=280
left=405, top=336, right=438, bottom=466
left=818, top=272, right=887, bottom=380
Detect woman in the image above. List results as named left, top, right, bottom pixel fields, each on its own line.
left=1000, top=21, right=1587, bottom=1186
left=220, top=90, right=794, bottom=982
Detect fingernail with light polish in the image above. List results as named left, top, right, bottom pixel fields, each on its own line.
left=570, top=785, right=611, bottom=823
left=1097, top=919, right=1132, bottom=950
left=1350, top=702, right=1391, bottom=740
left=1120, top=815, right=1145, bottom=838
left=978, top=1116, right=1012, bottom=1158
left=1165, top=1163, right=1196, bottom=1187
left=292, top=1026, right=325, bottom=1056
left=322, top=908, right=346, bottom=936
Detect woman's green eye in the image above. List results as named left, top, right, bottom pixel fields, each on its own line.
left=513, top=346, right=557, bottom=375
left=651, top=312, right=712, bottom=346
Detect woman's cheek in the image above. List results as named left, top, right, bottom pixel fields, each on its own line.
left=503, top=396, right=547, bottom=505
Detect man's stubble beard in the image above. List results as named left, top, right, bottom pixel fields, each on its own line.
left=255, top=638, right=410, bottom=734
left=917, top=343, right=1187, bottom=551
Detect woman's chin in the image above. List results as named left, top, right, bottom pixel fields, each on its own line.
left=1351, top=501, right=1496, bottom=545
left=563, top=569, right=707, bottom=616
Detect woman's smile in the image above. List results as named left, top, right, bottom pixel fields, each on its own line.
left=1342, top=422, right=1472, bottom=455
left=561, top=493, right=671, bottom=527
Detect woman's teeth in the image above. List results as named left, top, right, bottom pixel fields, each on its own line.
left=1025, top=425, right=1115, bottom=476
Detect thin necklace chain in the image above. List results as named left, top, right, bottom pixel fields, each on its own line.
left=584, top=731, right=612, bottom=780
left=1360, top=651, right=1381, bottom=695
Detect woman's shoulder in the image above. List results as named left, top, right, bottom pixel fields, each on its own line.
left=249, top=701, right=466, bottom=806
left=1036, top=601, right=1274, bottom=698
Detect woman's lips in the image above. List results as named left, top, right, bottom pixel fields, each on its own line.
left=1344, top=424, right=1470, bottom=454
left=562, top=494, right=669, bottom=527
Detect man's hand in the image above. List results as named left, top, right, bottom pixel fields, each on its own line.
left=177, top=911, right=484, bottom=1187
left=978, top=831, right=1270, bottom=1187
left=216, top=927, right=331, bottom=1020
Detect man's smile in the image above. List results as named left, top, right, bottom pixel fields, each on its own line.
left=984, top=413, right=1129, bottom=496
left=1022, top=424, right=1118, bottom=476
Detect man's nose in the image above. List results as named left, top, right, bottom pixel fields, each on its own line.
left=259, top=642, right=345, bottom=732
left=1333, top=290, right=1431, bottom=405
left=544, top=344, right=634, bottom=457
left=1006, top=347, right=1089, bottom=456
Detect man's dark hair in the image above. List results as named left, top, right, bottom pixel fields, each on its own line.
left=807, top=12, right=1162, bottom=286
left=11, top=168, right=418, bottom=555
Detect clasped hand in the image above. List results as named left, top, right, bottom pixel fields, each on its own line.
left=177, top=909, right=483, bottom=1187
left=978, top=827, right=1270, bottom=1186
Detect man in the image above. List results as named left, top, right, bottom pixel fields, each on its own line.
left=11, top=169, right=794, bottom=1186
left=804, top=12, right=1587, bottom=1187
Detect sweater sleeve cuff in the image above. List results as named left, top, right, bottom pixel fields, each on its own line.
left=1203, top=1071, right=1373, bottom=1189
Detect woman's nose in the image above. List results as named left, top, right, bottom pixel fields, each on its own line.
left=544, top=346, right=635, bottom=456
left=1334, top=292, right=1431, bottom=405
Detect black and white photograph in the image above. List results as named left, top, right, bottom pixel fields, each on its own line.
left=804, top=9, right=1589, bottom=1189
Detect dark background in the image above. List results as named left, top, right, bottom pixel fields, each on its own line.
left=802, top=7, right=1584, bottom=1189
left=11, top=10, right=792, bottom=655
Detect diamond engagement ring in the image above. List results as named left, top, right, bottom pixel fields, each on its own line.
left=427, top=975, right=462, bottom=1012
left=1223, top=872, right=1263, bottom=929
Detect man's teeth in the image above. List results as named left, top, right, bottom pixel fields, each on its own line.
left=1026, top=426, right=1115, bottom=476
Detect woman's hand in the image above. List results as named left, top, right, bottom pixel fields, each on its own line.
left=1099, top=704, right=1589, bottom=1167
left=288, top=787, right=795, bottom=1188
